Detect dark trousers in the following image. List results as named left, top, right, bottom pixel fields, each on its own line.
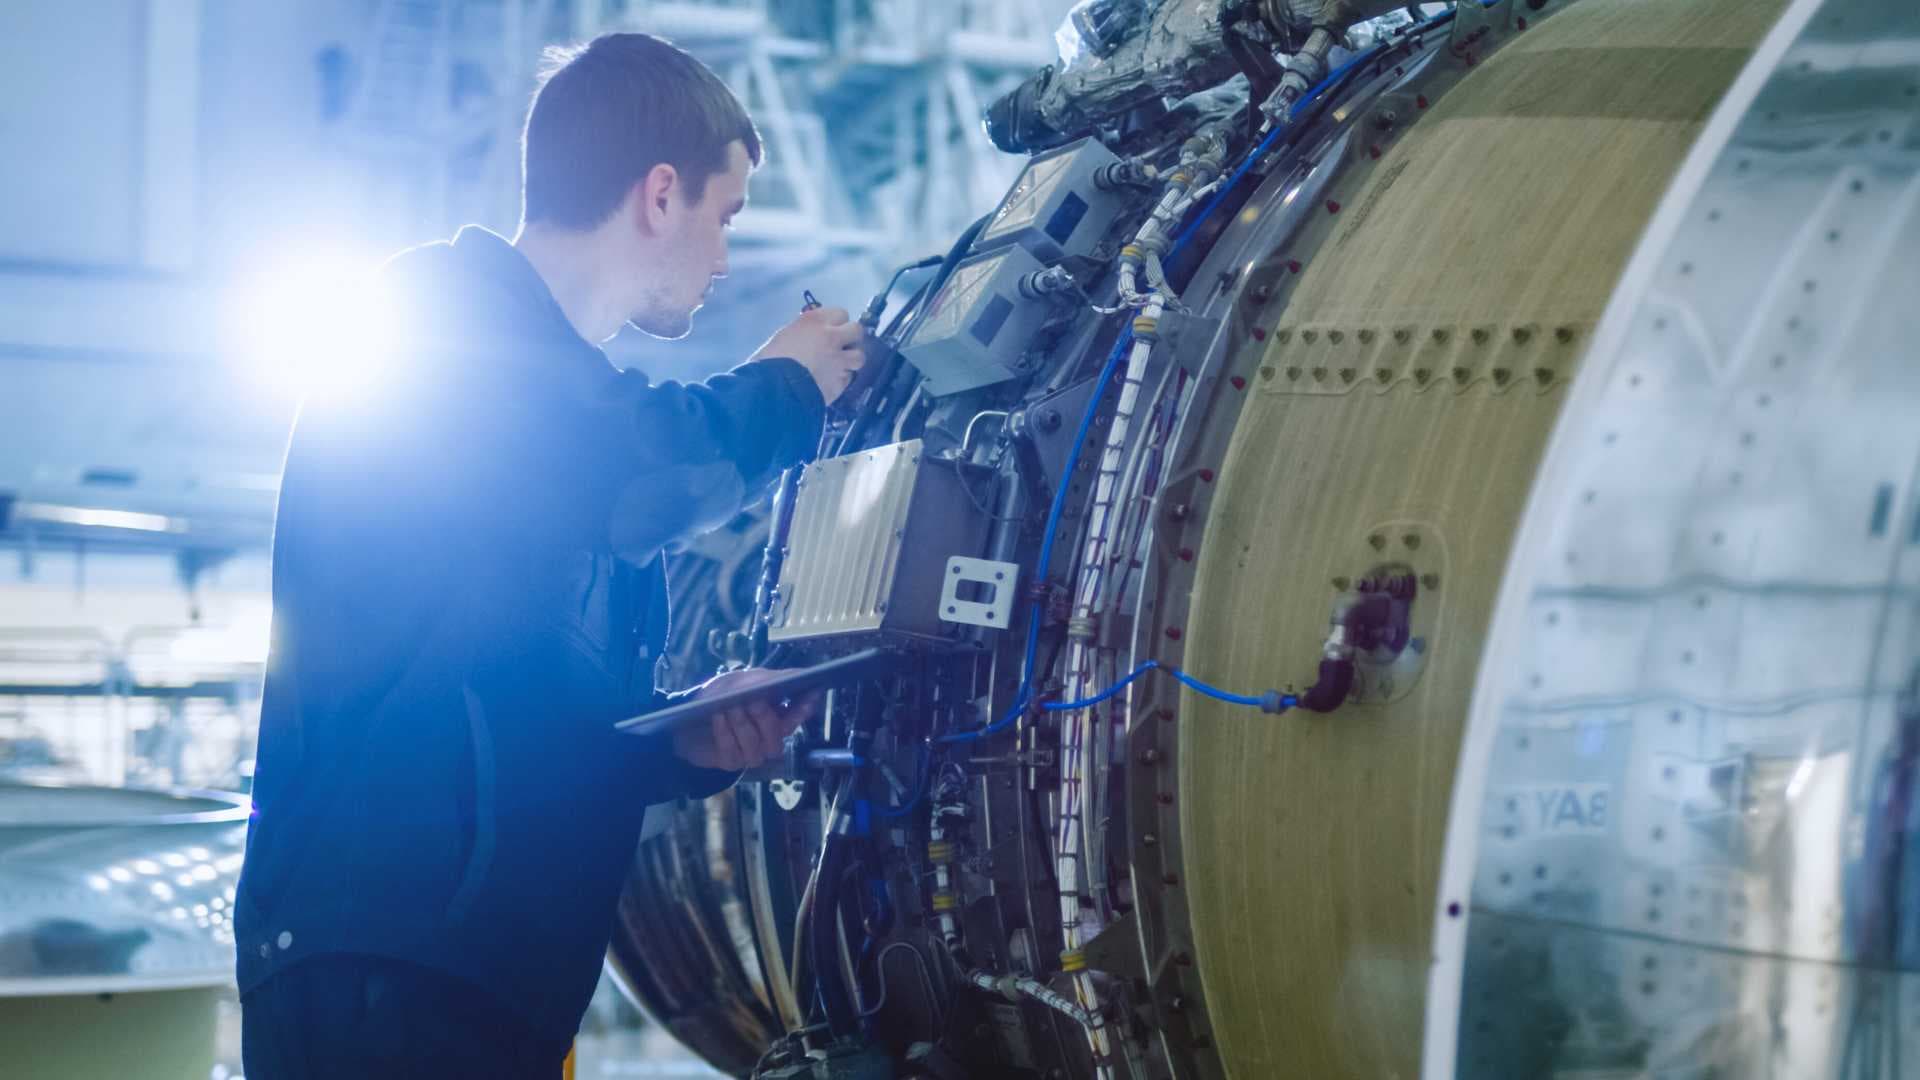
left=240, top=954, right=568, bottom=1079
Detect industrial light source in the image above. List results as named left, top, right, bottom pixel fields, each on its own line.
left=219, top=252, right=395, bottom=400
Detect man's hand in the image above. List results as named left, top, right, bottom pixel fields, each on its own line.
left=670, top=667, right=817, bottom=772
left=750, top=306, right=865, bottom=405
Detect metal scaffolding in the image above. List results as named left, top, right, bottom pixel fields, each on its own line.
left=328, top=0, right=1070, bottom=294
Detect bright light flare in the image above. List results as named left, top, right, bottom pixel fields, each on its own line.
left=170, top=607, right=274, bottom=666
left=221, top=254, right=396, bottom=400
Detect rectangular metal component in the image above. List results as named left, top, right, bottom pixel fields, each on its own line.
left=939, top=556, right=1019, bottom=629
left=900, top=245, right=1051, bottom=397
left=768, top=440, right=993, bottom=644
left=975, top=136, right=1127, bottom=263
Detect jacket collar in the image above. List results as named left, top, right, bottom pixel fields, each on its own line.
left=447, top=225, right=615, bottom=391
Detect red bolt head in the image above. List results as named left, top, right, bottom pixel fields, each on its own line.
left=1416, top=94, right=1429, bottom=109
left=1164, top=626, right=1183, bottom=640
left=1369, top=145, right=1382, bottom=160
left=1229, top=375, right=1247, bottom=390
left=1326, top=199, right=1342, bottom=214
left=1287, top=259, right=1302, bottom=273
left=1163, top=872, right=1180, bottom=886
left=1198, top=468, right=1215, bottom=483
left=1517, top=15, right=1528, bottom=28
left=1251, top=326, right=1267, bottom=341
left=1178, top=547, right=1194, bottom=562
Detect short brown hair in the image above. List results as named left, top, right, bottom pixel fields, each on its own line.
left=521, top=33, right=762, bottom=229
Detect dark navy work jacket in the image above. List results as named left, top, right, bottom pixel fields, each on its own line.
left=235, top=226, right=822, bottom=1047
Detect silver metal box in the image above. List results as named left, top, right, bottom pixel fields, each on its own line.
left=768, top=440, right=993, bottom=645
left=974, top=136, right=1128, bottom=263
left=900, top=244, right=1050, bottom=397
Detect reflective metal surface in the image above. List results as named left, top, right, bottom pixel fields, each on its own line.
left=0, top=781, right=248, bottom=994
left=1435, top=0, right=1920, bottom=1073
left=608, top=787, right=784, bottom=1077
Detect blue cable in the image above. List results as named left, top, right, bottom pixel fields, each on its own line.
left=942, top=24, right=1408, bottom=743
left=1042, top=660, right=1298, bottom=714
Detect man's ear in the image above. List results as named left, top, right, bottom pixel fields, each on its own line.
left=633, top=162, right=680, bottom=235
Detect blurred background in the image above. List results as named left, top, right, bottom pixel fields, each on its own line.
left=0, top=1, right=1069, bottom=1074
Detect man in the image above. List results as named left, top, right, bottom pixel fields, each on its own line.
left=236, top=33, right=862, bottom=1078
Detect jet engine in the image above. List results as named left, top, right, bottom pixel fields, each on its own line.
left=615, top=0, right=1920, bottom=1076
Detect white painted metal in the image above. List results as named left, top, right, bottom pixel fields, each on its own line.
left=1425, top=0, right=1920, bottom=1073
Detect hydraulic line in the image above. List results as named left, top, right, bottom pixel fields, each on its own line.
left=1043, top=659, right=1300, bottom=714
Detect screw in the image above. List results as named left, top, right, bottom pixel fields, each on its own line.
left=1178, top=548, right=1194, bottom=562
left=1039, top=408, right=1063, bottom=431
left=1165, top=626, right=1183, bottom=640
left=1163, top=872, right=1180, bottom=885
left=1230, top=375, right=1247, bottom=390
left=1326, top=199, right=1342, bottom=214
left=1142, top=832, right=1158, bottom=846
left=1251, top=326, right=1267, bottom=342
left=1157, top=792, right=1174, bottom=805
left=1140, top=749, right=1162, bottom=765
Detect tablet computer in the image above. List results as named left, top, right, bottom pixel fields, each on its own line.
left=615, top=648, right=893, bottom=739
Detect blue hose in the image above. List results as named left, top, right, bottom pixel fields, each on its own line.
left=1042, top=660, right=1298, bottom=714
left=943, top=22, right=1411, bottom=742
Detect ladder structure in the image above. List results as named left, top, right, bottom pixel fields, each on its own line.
left=327, top=0, right=1069, bottom=295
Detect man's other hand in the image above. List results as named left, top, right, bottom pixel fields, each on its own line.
left=751, top=306, right=865, bottom=405
left=670, top=667, right=817, bottom=771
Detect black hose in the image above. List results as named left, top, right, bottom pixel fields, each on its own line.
left=831, top=212, right=991, bottom=457
left=861, top=254, right=943, bottom=330
left=808, top=833, right=860, bottom=1036
left=896, top=212, right=992, bottom=346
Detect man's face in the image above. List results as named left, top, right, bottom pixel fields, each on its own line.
left=627, top=140, right=750, bottom=340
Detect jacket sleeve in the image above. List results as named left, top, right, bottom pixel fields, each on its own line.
left=593, top=357, right=825, bottom=564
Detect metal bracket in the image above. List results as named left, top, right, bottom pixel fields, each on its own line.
left=1154, top=309, right=1220, bottom=357
left=768, top=777, right=807, bottom=811
left=1080, top=909, right=1147, bottom=982
left=940, top=556, right=1019, bottom=629
left=1448, top=0, right=1515, bottom=63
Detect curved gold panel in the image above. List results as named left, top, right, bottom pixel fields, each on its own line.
left=1177, top=1, right=1783, bottom=1076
